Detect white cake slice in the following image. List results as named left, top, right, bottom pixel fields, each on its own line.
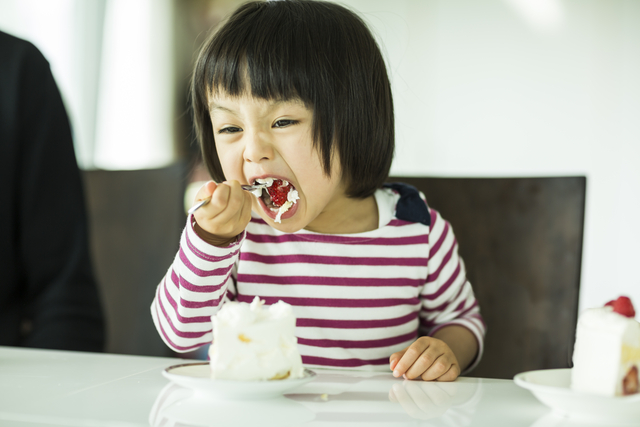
left=571, top=296, right=640, bottom=396
left=209, top=297, right=305, bottom=381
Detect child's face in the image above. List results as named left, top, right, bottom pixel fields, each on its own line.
left=208, top=93, right=346, bottom=233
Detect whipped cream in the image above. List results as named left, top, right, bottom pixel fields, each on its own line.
left=571, top=306, right=640, bottom=396
left=274, top=189, right=299, bottom=223
left=209, top=297, right=304, bottom=381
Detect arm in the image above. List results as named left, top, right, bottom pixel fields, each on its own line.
left=150, top=215, right=243, bottom=352
left=150, top=181, right=253, bottom=352
left=391, top=208, right=485, bottom=380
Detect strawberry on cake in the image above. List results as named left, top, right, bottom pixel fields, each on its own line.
left=252, top=178, right=299, bottom=223
left=571, top=296, right=640, bottom=396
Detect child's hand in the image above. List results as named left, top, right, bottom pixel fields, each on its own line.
left=389, top=337, right=461, bottom=382
left=191, top=180, right=253, bottom=247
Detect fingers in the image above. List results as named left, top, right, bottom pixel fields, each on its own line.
left=418, top=354, right=460, bottom=381
left=389, top=349, right=405, bottom=372
left=208, top=182, right=232, bottom=217
left=392, top=339, right=429, bottom=379
left=192, top=180, right=253, bottom=241
left=210, top=181, right=252, bottom=226
left=434, top=364, right=460, bottom=382
left=406, top=349, right=447, bottom=381
left=391, top=337, right=460, bottom=382
left=193, top=180, right=217, bottom=202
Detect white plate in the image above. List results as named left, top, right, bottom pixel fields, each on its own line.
left=514, top=368, right=640, bottom=425
left=162, top=362, right=316, bottom=400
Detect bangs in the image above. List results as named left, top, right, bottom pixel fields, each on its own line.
left=200, top=4, right=314, bottom=105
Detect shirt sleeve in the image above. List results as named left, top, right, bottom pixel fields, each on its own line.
left=419, top=208, right=486, bottom=374
left=150, top=215, right=243, bottom=352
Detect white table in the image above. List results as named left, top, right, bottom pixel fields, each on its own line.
left=0, top=346, right=606, bottom=426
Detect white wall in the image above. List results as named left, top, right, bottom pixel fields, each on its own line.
left=341, top=0, right=640, bottom=313
left=0, top=0, right=175, bottom=170
left=0, top=0, right=103, bottom=168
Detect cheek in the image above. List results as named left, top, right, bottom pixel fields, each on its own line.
left=298, top=164, right=341, bottom=208
left=216, top=144, right=243, bottom=179
left=292, top=147, right=325, bottom=180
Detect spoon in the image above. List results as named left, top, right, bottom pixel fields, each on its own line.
left=187, top=184, right=267, bottom=215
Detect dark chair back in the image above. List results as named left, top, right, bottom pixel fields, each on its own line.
left=388, top=176, right=586, bottom=379
left=83, top=164, right=187, bottom=356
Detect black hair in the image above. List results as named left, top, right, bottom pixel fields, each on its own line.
left=191, top=0, right=394, bottom=198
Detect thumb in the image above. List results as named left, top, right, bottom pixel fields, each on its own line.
left=195, top=181, right=217, bottom=202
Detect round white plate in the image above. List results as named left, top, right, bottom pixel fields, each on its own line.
left=514, top=368, right=640, bottom=424
left=162, top=362, right=316, bottom=400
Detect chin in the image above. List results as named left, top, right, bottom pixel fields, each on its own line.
left=262, top=215, right=306, bottom=234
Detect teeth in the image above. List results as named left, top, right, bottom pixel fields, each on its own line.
left=255, top=177, right=274, bottom=187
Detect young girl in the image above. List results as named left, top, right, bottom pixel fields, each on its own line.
left=151, top=0, right=485, bottom=382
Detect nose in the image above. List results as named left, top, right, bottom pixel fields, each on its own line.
left=243, top=129, right=273, bottom=163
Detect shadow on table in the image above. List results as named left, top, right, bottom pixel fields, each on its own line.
left=150, top=371, right=483, bottom=426
left=388, top=379, right=483, bottom=422
left=149, top=383, right=314, bottom=427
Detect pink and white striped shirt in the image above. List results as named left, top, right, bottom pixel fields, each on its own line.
left=151, top=184, right=485, bottom=372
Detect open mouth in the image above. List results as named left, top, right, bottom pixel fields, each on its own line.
left=253, top=178, right=299, bottom=223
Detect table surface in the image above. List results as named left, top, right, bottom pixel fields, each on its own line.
left=0, top=346, right=614, bottom=427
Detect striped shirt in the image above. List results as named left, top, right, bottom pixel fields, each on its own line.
left=151, top=183, right=485, bottom=372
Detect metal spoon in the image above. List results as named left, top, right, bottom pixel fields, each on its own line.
left=187, top=184, right=267, bottom=215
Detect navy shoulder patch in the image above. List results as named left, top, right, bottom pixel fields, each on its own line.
left=383, top=182, right=431, bottom=227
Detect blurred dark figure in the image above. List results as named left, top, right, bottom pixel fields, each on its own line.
left=0, top=30, right=105, bottom=351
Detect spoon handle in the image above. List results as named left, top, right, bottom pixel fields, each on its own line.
left=188, top=184, right=266, bottom=215
left=187, top=197, right=211, bottom=215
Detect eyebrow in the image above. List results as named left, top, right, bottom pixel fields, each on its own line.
left=209, top=104, right=236, bottom=114
left=208, top=98, right=306, bottom=114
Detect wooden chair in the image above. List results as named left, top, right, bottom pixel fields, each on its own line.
left=388, top=176, right=586, bottom=379
left=83, top=164, right=187, bottom=357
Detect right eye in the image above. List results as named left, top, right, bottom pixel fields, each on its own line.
left=218, top=126, right=242, bottom=134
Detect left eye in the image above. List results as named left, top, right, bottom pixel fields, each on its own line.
left=273, top=119, right=298, bottom=128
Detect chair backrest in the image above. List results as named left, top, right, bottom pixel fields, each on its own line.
left=388, top=176, right=586, bottom=379
left=83, top=164, right=187, bottom=356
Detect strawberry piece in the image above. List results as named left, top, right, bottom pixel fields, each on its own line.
left=605, top=296, right=636, bottom=318
left=266, top=179, right=292, bottom=207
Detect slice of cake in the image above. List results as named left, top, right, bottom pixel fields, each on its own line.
left=209, top=297, right=305, bottom=381
left=571, top=296, right=640, bottom=396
